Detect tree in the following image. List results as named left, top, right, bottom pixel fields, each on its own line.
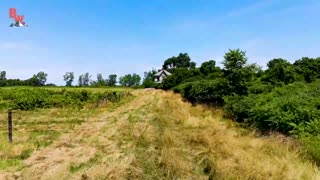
left=294, top=57, right=320, bottom=83
left=82, top=73, right=91, bottom=86
left=25, top=71, right=48, bottom=86
left=0, top=71, right=6, bottom=87
left=119, top=74, right=141, bottom=87
left=0, top=71, right=6, bottom=80
left=222, top=49, right=250, bottom=95
left=162, top=68, right=202, bottom=90
left=263, top=58, right=300, bottom=85
left=36, top=71, right=48, bottom=86
left=107, top=74, right=117, bottom=86
left=131, top=73, right=141, bottom=86
left=63, top=72, right=74, bottom=86
left=163, top=53, right=196, bottom=70
left=96, top=73, right=105, bottom=86
left=119, top=74, right=131, bottom=87
left=200, top=60, right=218, bottom=75
left=142, top=69, right=157, bottom=88
left=78, top=75, right=84, bottom=86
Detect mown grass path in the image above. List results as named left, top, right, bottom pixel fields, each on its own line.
left=1, top=89, right=320, bottom=179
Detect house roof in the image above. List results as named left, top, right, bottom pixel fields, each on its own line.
left=154, top=69, right=172, bottom=76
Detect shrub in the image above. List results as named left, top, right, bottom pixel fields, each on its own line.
left=173, top=79, right=228, bottom=105
left=224, top=81, right=320, bottom=134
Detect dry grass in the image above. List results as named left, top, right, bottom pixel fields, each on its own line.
left=0, top=89, right=319, bottom=179
left=124, top=90, right=320, bottom=179
left=0, top=94, right=134, bottom=179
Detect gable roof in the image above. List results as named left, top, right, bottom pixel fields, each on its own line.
left=154, top=69, right=172, bottom=76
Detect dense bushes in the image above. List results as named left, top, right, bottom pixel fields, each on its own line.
left=224, top=82, right=320, bottom=134
left=0, top=88, right=130, bottom=110
left=173, top=79, right=228, bottom=104
left=223, top=81, right=320, bottom=164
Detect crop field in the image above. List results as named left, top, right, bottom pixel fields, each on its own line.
left=0, top=87, right=134, bottom=178
left=0, top=87, right=319, bottom=179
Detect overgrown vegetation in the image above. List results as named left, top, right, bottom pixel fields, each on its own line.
left=0, top=88, right=131, bottom=110
left=148, top=49, right=320, bottom=165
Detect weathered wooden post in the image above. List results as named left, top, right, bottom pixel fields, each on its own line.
left=8, top=109, right=13, bottom=143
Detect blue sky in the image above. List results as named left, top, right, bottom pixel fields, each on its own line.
left=1, top=0, right=320, bottom=85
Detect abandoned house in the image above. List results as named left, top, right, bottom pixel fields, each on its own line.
left=154, top=69, right=172, bottom=83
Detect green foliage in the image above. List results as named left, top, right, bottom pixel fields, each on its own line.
left=222, top=49, right=253, bottom=95
left=0, top=71, right=6, bottom=81
left=294, top=57, right=320, bottom=83
left=173, top=79, right=228, bottom=104
left=262, top=58, right=302, bottom=85
left=107, top=74, right=117, bottom=86
left=96, top=73, right=105, bottom=86
left=200, top=60, right=218, bottom=75
left=162, top=75, right=178, bottom=90
left=78, top=73, right=91, bottom=86
left=63, top=72, right=74, bottom=86
left=300, top=135, right=320, bottom=165
left=0, top=88, right=128, bottom=111
left=180, top=75, right=205, bottom=83
left=147, top=49, right=320, bottom=164
left=247, top=81, right=274, bottom=94
left=162, top=53, right=196, bottom=70
left=224, top=81, right=320, bottom=134
left=142, top=70, right=157, bottom=88
left=119, top=73, right=141, bottom=87
left=162, top=68, right=201, bottom=90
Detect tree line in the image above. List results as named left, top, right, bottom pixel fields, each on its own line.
left=0, top=71, right=141, bottom=87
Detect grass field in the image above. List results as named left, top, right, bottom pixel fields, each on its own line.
left=0, top=87, right=319, bottom=179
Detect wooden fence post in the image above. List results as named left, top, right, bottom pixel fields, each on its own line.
left=8, top=109, right=13, bottom=143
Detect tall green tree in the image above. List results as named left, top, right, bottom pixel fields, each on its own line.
left=0, top=71, right=6, bottom=80
left=78, top=74, right=84, bottom=86
left=78, top=73, right=91, bottom=86
left=222, top=49, right=250, bottom=95
left=131, top=73, right=141, bottom=86
left=107, top=74, right=117, bottom=86
left=26, top=71, right=48, bottom=86
left=96, top=73, right=105, bottom=86
left=119, top=74, right=141, bottom=87
left=37, top=71, right=48, bottom=86
left=83, top=73, right=91, bottom=86
left=163, top=53, right=196, bottom=70
left=63, top=72, right=74, bottom=86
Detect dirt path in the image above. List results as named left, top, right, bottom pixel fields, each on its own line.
left=2, top=89, right=320, bottom=179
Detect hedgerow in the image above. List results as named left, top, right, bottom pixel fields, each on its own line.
left=224, top=82, right=320, bottom=134
left=172, top=79, right=228, bottom=104
left=0, top=88, right=131, bottom=110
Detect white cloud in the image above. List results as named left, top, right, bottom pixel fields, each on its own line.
left=0, top=42, right=32, bottom=50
